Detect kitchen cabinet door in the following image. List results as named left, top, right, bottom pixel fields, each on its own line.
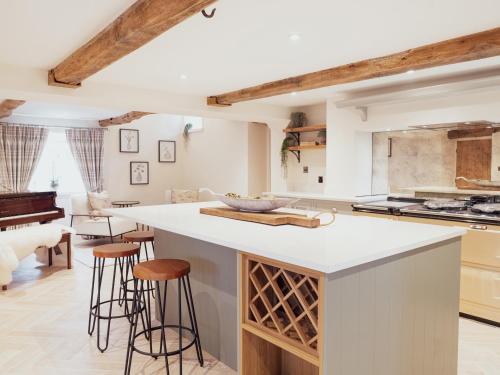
left=397, top=216, right=500, bottom=269
left=460, top=265, right=500, bottom=323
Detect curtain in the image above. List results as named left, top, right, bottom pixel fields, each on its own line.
left=65, top=128, right=104, bottom=192
left=0, top=123, right=48, bottom=192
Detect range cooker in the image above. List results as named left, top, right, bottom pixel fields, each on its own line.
left=352, top=195, right=500, bottom=226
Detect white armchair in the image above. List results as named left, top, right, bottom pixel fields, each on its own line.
left=70, top=194, right=137, bottom=242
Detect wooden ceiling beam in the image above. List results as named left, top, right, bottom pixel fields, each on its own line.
left=208, top=27, right=500, bottom=106
left=99, top=111, right=153, bottom=127
left=49, top=0, right=216, bottom=88
left=0, top=99, right=26, bottom=119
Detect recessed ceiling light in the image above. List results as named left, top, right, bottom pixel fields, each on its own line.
left=180, top=74, right=187, bottom=80
left=290, top=92, right=297, bottom=96
left=289, top=33, right=301, bottom=42
left=406, top=70, right=415, bottom=75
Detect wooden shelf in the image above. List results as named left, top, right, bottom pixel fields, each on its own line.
left=283, top=125, right=326, bottom=133
left=288, top=144, right=326, bottom=151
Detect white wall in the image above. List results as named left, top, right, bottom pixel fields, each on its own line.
left=325, top=87, right=500, bottom=197
left=247, top=123, right=270, bottom=196
left=286, top=103, right=327, bottom=193
left=177, top=118, right=250, bottom=195
left=103, top=114, right=257, bottom=204
left=103, top=114, right=184, bottom=205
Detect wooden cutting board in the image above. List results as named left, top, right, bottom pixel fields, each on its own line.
left=200, top=207, right=320, bottom=228
left=456, top=139, right=492, bottom=190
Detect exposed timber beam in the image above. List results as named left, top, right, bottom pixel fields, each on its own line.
left=99, top=111, right=153, bottom=127
left=0, top=99, right=26, bottom=119
left=49, top=0, right=217, bottom=88
left=447, top=127, right=497, bottom=139
left=208, top=27, right=500, bottom=106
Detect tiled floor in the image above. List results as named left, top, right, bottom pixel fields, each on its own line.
left=0, top=238, right=499, bottom=374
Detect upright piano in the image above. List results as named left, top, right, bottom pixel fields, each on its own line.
left=0, top=191, right=65, bottom=230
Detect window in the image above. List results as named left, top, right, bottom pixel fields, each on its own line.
left=183, top=116, right=203, bottom=133
left=28, top=129, right=86, bottom=194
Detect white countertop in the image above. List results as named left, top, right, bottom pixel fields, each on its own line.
left=402, top=186, right=500, bottom=195
left=263, top=191, right=387, bottom=203
left=106, top=202, right=465, bottom=274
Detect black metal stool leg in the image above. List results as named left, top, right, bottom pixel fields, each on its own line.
left=182, top=276, right=204, bottom=366
left=97, top=258, right=118, bottom=353
left=125, top=279, right=143, bottom=375
left=178, top=278, right=183, bottom=375
left=88, top=257, right=98, bottom=335
left=95, top=258, right=103, bottom=345
left=156, top=281, right=171, bottom=374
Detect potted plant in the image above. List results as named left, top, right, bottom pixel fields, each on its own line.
left=183, top=123, right=193, bottom=140
left=289, top=112, right=307, bottom=128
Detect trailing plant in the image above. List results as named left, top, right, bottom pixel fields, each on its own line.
left=280, top=135, right=297, bottom=171
left=183, top=123, right=193, bottom=139
left=289, top=112, right=307, bottom=128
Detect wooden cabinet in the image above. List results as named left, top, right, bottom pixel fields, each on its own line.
left=460, top=265, right=500, bottom=322
left=393, top=215, right=500, bottom=323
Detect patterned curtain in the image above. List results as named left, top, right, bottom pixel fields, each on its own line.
left=65, top=128, right=104, bottom=192
left=0, top=123, right=49, bottom=192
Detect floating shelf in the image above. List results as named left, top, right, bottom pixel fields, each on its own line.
left=288, top=144, right=326, bottom=151
left=283, top=124, right=326, bottom=133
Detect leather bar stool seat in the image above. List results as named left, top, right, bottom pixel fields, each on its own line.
left=93, top=243, right=140, bottom=258
left=133, top=259, right=190, bottom=281
left=123, top=230, right=154, bottom=243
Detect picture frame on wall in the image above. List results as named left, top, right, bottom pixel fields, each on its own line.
left=130, top=161, right=149, bottom=185
left=120, top=129, right=139, bottom=153
left=158, top=140, right=176, bottom=163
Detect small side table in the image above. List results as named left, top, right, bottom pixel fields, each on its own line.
left=111, top=201, right=140, bottom=208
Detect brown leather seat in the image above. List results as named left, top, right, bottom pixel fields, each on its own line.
left=123, top=230, right=154, bottom=243
left=133, top=259, right=190, bottom=281
left=93, top=243, right=140, bottom=258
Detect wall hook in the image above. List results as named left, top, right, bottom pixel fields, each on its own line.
left=202, top=8, right=216, bottom=18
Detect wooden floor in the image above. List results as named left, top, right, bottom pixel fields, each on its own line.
left=0, top=240, right=499, bottom=375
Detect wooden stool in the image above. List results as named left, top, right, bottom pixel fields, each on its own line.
left=123, top=230, right=155, bottom=261
left=123, top=230, right=155, bottom=298
left=125, top=259, right=203, bottom=375
left=89, top=243, right=141, bottom=353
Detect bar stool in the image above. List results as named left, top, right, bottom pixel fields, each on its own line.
left=88, top=243, right=141, bottom=353
left=123, top=230, right=156, bottom=299
left=123, top=230, right=155, bottom=261
left=125, top=259, right=203, bottom=375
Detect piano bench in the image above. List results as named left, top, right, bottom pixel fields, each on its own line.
left=48, top=231, right=72, bottom=270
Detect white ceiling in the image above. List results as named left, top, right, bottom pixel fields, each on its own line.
left=0, top=0, right=500, bottom=107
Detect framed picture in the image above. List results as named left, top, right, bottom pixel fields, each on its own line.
left=130, top=161, right=149, bottom=185
left=158, top=140, right=176, bottom=163
left=120, top=129, right=139, bottom=153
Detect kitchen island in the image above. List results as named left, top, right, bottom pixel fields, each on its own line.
left=107, top=202, right=466, bottom=375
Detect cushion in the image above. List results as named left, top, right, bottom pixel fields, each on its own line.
left=71, top=194, right=91, bottom=215
left=87, top=191, right=111, bottom=213
left=171, top=189, right=199, bottom=204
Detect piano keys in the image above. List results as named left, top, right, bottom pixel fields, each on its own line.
left=0, top=191, right=65, bottom=229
